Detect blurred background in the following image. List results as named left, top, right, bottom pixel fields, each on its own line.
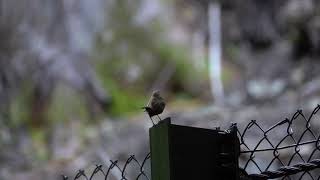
left=1, top=0, right=320, bottom=179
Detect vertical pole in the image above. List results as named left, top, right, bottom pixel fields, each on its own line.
left=149, top=118, right=240, bottom=180
left=208, top=1, right=224, bottom=104
left=149, top=118, right=171, bottom=180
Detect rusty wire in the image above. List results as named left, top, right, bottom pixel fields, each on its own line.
left=61, top=153, right=151, bottom=180
left=239, top=104, right=320, bottom=179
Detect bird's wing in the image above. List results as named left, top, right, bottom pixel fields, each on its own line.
left=150, top=96, right=160, bottom=107
left=159, top=101, right=165, bottom=109
left=151, top=97, right=165, bottom=114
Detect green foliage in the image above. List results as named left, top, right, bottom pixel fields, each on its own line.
left=9, top=80, right=33, bottom=127
left=30, top=128, right=49, bottom=161
left=95, top=63, right=147, bottom=116
left=156, top=43, right=192, bottom=79
left=48, top=84, right=89, bottom=123
left=92, top=0, right=208, bottom=116
left=94, top=37, right=202, bottom=116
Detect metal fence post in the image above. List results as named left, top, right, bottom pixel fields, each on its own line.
left=149, top=118, right=240, bottom=180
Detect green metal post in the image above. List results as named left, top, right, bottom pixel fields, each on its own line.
left=149, top=118, right=239, bottom=180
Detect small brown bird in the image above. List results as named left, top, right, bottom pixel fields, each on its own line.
left=142, top=90, right=166, bottom=125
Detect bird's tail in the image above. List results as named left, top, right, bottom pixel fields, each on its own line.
left=142, top=106, right=151, bottom=112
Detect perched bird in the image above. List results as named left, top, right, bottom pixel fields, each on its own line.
left=142, top=90, right=166, bottom=125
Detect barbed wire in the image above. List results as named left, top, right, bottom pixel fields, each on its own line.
left=239, top=104, right=320, bottom=179
left=61, top=153, right=151, bottom=180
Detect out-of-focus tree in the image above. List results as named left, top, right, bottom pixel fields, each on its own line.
left=0, top=0, right=112, bottom=129
left=0, top=0, right=113, bottom=163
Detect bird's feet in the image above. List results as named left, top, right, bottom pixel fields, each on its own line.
left=149, top=117, right=155, bottom=126
left=157, top=115, right=162, bottom=123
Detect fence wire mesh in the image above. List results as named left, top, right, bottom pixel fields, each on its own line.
left=239, top=104, right=320, bottom=179
left=62, top=105, right=320, bottom=180
left=61, top=153, right=151, bottom=180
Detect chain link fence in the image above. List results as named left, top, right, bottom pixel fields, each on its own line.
left=239, top=104, right=320, bottom=179
left=62, top=105, right=320, bottom=179
left=61, top=153, right=151, bottom=180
